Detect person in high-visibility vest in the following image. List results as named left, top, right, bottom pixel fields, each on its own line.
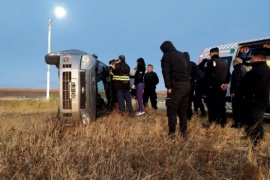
left=112, top=55, right=133, bottom=117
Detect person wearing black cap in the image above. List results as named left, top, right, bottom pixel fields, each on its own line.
left=202, top=47, right=231, bottom=128
left=230, top=57, right=247, bottom=128
left=112, top=55, right=133, bottom=117
left=237, top=49, right=270, bottom=146
left=160, top=41, right=191, bottom=139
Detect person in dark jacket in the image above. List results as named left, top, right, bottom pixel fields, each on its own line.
left=134, top=58, right=146, bottom=116
left=230, top=57, right=247, bottom=128
left=237, top=49, right=270, bottom=146
left=112, top=55, right=133, bottom=116
left=160, top=41, right=191, bottom=139
left=202, top=47, right=231, bottom=128
left=109, top=59, right=119, bottom=111
left=143, top=64, right=159, bottom=109
left=183, top=52, right=201, bottom=120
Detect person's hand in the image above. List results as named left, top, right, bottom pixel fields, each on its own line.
left=167, top=88, right=172, bottom=94
left=231, top=93, right=234, bottom=97
left=221, top=84, right=228, bottom=90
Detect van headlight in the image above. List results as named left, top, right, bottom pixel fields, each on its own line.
left=81, top=55, right=93, bottom=69
left=81, top=110, right=90, bottom=125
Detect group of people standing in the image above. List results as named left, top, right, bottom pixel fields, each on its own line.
left=109, top=40, right=270, bottom=146
left=109, top=55, right=159, bottom=117
left=160, top=40, right=270, bottom=146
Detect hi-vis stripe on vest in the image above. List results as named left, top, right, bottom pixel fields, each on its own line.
left=113, top=75, right=130, bottom=81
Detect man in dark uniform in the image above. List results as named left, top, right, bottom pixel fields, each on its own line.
left=160, top=41, right=191, bottom=139
left=201, top=47, right=231, bottom=128
left=143, top=64, right=159, bottom=109
left=230, top=57, right=247, bottom=128
left=237, top=49, right=270, bottom=146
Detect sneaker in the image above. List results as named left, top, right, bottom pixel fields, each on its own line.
left=136, top=111, right=145, bottom=116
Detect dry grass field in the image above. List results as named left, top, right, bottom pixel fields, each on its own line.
left=0, top=98, right=270, bottom=179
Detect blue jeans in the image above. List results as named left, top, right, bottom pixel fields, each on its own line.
left=116, top=90, right=133, bottom=113
left=136, top=83, right=145, bottom=112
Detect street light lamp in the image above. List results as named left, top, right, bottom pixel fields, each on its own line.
left=47, top=7, right=66, bottom=99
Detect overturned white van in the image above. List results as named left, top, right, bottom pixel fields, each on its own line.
left=199, top=37, right=270, bottom=116
left=45, top=50, right=112, bottom=125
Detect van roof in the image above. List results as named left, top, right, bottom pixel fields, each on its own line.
left=202, top=37, right=270, bottom=53
left=200, top=37, right=270, bottom=58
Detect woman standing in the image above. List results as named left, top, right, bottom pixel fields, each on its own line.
left=134, top=58, right=146, bottom=116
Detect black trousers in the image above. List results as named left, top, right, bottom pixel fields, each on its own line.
left=187, top=84, right=195, bottom=119
left=205, top=86, right=227, bottom=125
left=143, top=88, right=158, bottom=109
left=194, top=87, right=206, bottom=114
left=166, top=82, right=191, bottom=134
left=241, top=102, right=264, bottom=145
left=232, top=96, right=242, bottom=125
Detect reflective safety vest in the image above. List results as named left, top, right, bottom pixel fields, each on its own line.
left=112, top=75, right=130, bottom=81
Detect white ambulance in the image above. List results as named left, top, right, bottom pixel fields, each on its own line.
left=199, top=37, right=270, bottom=116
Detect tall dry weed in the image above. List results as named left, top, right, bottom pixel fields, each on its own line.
left=0, top=99, right=269, bottom=179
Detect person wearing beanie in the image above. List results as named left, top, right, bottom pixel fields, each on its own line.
left=230, top=57, right=247, bottom=128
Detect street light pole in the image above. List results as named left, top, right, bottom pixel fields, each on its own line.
left=46, top=19, right=52, bottom=100
left=46, top=7, right=65, bottom=100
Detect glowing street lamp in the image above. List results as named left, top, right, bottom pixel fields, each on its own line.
left=47, top=7, right=66, bottom=99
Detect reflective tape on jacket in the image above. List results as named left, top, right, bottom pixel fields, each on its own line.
left=113, top=75, right=130, bottom=81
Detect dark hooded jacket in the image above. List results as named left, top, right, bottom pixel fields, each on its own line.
left=160, top=41, right=190, bottom=89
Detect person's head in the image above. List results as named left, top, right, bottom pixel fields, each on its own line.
left=250, top=49, right=266, bottom=63
left=160, top=41, right=176, bottom=53
left=232, top=57, right=242, bottom=67
left=147, top=64, right=153, bottom=73
left=136, top=57, right=145, bottom=68
left=109, top=59, right=116, bottom=65
left=118, top=55, right=125, bottom=63
left=209, top=47, right=219, bottom=58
